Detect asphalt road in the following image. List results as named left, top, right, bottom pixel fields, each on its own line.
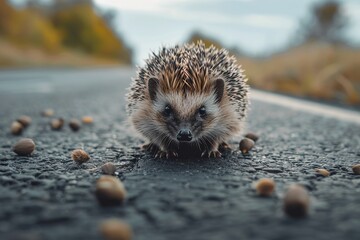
left=0, top=68, right=359, bottom=240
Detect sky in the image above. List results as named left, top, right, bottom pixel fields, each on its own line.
left=11, top=0, right=360, bottom=64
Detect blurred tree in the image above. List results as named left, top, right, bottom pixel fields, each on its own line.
left=10, top=9, right=62, bottom=52
left=0, top=0, right=15, bottom=36
left=187, top=31, right=245, bottom=57
left=51, top=2, right=132, bottom=63
left=100, top=9, right=118, bottom=29
left=0, top=0, right=132, bottom=63
left=187, top=31, right=224, bottom=49
left=26, top=0, right=42, bottom=8
left=300, top=1, right=348, bottom=44
left=0, top=0, right=61, bottom=52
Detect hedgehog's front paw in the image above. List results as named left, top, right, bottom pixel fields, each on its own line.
left=201, top=149, right=222, bottom=158
left=219, top=142, right=232, bottom=152
left=154, top=150, right=178, bottom=159
left=141, top=142, right=159, bottom=153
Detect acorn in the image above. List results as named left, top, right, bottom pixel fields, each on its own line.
left=69, top=119, right=81, bottom=132
left=41, top=108, right=54, bottom=117
left=82, top=116, right=94, bottom=124
left=283, top=184, right=310, bottom=218
left=244, top=132, right=259, bottom=142
left=50, top=118, right=64, bottom=130
left=71, top=149, right=90, bottom=164
left=315, top=168, right=330, bottom=177
left=95, top=176, right=126, bottom=206
left=11, top=121, right=23, bottom=135
left=17, top=115, right=32, bottom=128
left=352, top=164, right=360, bottom=175
left=13, top=138, right=35, bottom=156
left=255, top=178, right=275, bottom=197
left=101, top=162, right=117, bottom=175
left=239, top=138, right=254, bottom=154
left=100, top=219, right=132, bottom=240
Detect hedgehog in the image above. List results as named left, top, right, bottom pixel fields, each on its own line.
left=126, top=41, right=249, bottom=158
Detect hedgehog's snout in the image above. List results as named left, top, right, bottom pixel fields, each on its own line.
left=176, top=129, right=193, bottom=142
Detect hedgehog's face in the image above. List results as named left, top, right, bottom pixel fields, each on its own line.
left=147, top=78, right=225, bottom=144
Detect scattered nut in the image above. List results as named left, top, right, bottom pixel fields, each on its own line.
left=255, top=178, right=275, bottom=197
left=352, top=164, right=360, bottom=175
left=101, top=162, right=117, bottom=175
left=69, top=119, right=81, bottom=132
left=283, top=184, right=310, bottom=218
left=239, top=138, right=254, bottom=154
left=95, top=175, right=126, bottom=206
left=51, top=118, right=64, bottom=130
left=100, top=219, right=132, bottom=240
left=41, top=108, right=54, bottom=117
left=315, top=168, right=330, bottom=177
left=13, top=138, right=35, bottom=156
left=17, top=115, right=32, bottom=128
left=245, top=132, right=259, bottom=142
left=11, top=121, right=23, bottom=135
left=82, top=116, right=94, bottom=124
left=71, top=149, right=90, bottom=164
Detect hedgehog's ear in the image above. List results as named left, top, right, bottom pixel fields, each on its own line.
left=213, top=79, right=225, bottom=103
left=148, top=77, right=159, bottom=101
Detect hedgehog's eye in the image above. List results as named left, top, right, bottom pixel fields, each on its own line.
left=163, top=105, right=172, bottom=117
left=198, top=106, right=206, bottom=117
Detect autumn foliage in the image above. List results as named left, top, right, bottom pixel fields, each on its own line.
left=0, top=0, right=132, bottom=64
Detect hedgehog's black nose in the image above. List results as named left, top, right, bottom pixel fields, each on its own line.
left=177, top=129, right=192, bottom=142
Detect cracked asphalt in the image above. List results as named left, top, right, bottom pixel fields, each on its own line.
left=0, top=68, right=359, bottom=240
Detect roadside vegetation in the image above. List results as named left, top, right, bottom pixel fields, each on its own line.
left=188, top=1, right=360, bottom=106
left=0, top=0, right=132, bottom=67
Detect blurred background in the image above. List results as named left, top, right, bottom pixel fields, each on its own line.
left=1, top=0, right=360, bottom=107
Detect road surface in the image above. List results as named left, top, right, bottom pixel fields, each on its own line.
left=0, top=68, right=359, bottom=240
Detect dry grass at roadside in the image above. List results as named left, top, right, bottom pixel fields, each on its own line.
left=239, top=42, right=360, bottom=105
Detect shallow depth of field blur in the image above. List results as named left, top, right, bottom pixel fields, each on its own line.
left=1, top=0, right=360, bottom=107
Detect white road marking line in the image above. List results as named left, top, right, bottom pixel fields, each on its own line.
left=251, top=89, right=360, bottom=124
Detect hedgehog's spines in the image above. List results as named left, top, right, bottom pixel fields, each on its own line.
left=126, top=41, right=249, bottom=119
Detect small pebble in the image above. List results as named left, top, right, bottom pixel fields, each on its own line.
left=17, top=115, right=32, bottom=127
left=239, top=138, right=254, bottom=154
left=71, top=149, right=90, bottom=164
left=51, top=118, right=64, bottom=130
left=315, top=168, right=330, bottom=177
left=352, top=164, right=360, bottom=175
left=255, top=178, right=275, bottom=197
left=95, top=175, right=126, bottom=206
left=245, top=132, right=259, bottom=142
left=100, top=219, right=132, bottom=240
left=283, top=184, right=310, bottom=218
left=82, top=116, right=94, bottom=124
left=11, top=121, right=23, bottom=135
left=41, top=108, right=54, bottom=117
left=69, top=119, right=81, bottom=132
left=263, top=168, right=283, bottom=173
left=101, top=162, right=117, bottom=175
left=13, top=138, right=35, bottom=156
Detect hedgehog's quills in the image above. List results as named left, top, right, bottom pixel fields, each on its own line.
left=126, top=41, right=249, bottom=158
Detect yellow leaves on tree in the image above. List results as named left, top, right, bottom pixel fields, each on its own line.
left=10, top=10, right=62, bottom=53
left=0, top=0, right=61, bottom=53
left=52, top=4, right=132, bottom=62
left=0, top=0, right=132, bottom=63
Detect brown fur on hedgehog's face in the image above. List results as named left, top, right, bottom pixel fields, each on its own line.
left=154, top=92, right=218, bottom=142
left=146, top=77, right=234, bottom=146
